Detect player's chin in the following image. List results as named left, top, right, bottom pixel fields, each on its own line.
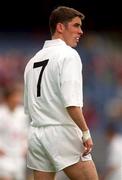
left=72, top=42, right=77, bottom=48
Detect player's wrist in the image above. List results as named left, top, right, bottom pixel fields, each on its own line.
left=82, top=129, right=91, bottom=142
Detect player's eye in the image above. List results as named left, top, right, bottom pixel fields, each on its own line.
left=74, top=23, right=81, bottom=28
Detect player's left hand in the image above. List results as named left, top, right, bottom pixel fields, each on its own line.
left=82, top=138, right=93, bottom=156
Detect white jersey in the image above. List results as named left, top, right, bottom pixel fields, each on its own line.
left=0, top=104, right=28, bottom=157
left=0, top=104, right=29, bottom=179
left=24, top=39, right=83, bottom=127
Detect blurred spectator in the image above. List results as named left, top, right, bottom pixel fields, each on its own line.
left=103, top=122, right=122, bottom=180
left=0, top=51, right=28, bottom=87
left=105, top=95, right=122, bottom=133
left=0, top=84, right=29, bottom=180
left=105, top=97, right=122, bottom=120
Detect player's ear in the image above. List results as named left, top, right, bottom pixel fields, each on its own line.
left=56, top=23, right=65, bottom=33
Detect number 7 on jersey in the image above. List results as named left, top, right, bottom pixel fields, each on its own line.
left=33, top=59, right=49, bottom=97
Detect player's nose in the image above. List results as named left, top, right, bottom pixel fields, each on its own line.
left=78, top=27, right=83, bottom=36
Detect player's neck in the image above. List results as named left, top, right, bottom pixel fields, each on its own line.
left=52, top=33, right=64, bottom=42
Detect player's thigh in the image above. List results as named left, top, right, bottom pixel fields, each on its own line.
left=33, top=170, right=56, bottom=180
left=63, top=160, right=99, bottom=180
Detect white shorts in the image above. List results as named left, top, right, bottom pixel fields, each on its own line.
left=27, top=125, right=92, bottom=172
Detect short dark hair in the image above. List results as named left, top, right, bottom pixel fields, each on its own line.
left=49, top=6, right=85, bottom=35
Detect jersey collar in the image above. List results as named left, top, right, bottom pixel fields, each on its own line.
left=43, top=39, right=66, bottom=48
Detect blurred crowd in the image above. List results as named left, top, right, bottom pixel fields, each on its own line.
left=0, top=51, right=27, bottom=88
left=79, top=32, right=122, bottom=130
left=0, top=32, right=122, bottom=179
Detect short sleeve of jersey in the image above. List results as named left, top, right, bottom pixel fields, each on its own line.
left=60, top=50, right=83, bottom=107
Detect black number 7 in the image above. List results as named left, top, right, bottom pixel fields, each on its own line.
left=33, top=59, right=49, bottom=97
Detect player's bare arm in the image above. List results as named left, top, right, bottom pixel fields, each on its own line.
left=67, top=106, right=93, bottom=156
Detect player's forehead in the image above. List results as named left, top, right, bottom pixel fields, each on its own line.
left=67, top=16, right=82, bottom=26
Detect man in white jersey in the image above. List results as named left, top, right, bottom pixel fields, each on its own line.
left=0, top=85, right=29, bottom=180
left=104, top=122, right=122, bottom=180
left=24, top=6, right=99, bottom=180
